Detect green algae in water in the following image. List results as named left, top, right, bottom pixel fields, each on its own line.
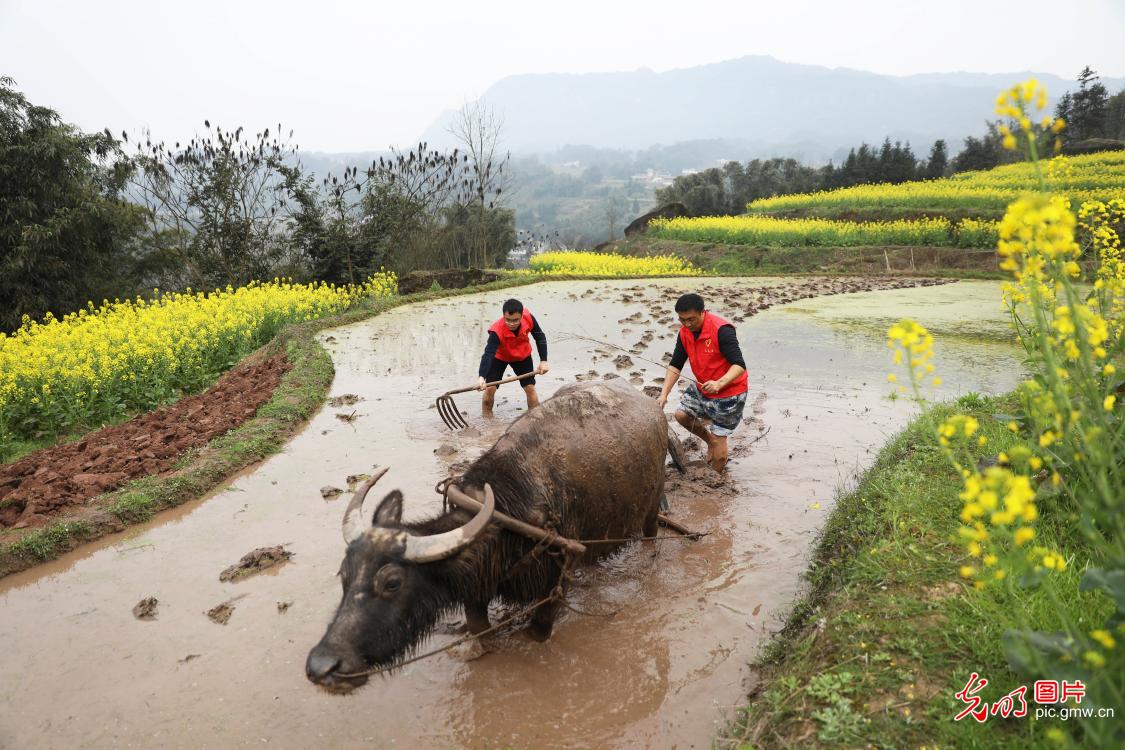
left=781, top=280, right=1015, bottom=343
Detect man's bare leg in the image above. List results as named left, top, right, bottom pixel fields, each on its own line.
left=675, top=409, right=715, bottom=455
left=523, top=384, right=540, bottom=410
left=481, top=386, right=498, bottom=418
left=709, top=435, right=729, bottom=473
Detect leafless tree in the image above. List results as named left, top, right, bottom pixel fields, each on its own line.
left=448, top=100, right=511, bottom=267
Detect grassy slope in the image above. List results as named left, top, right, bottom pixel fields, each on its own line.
left=723, top=395, right=1106, bottom=749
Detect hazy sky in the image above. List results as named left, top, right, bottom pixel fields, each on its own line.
left=3, top=0, right=1123, bottom=152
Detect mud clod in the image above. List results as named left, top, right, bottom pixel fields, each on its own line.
left=328, top=394, right=361, bottom=407
left=132, top=596, right=158, bottom=620
left=219, top=545, right=293, bottom=582
left=613, top=354, right=634, bottom=369
left=277, top=601, right=292, bottom=614
left=206, top=602, right=235, bottom=625
left=345, top=473, right=371, bottom=489
left=320, top=486, right=343, bottom=500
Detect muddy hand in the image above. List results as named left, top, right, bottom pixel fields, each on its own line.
left=476, top=377, right=487, bottom=391
left=538, top=361, right=550, bottom=375
left=701, top=380, right=722, bottom=395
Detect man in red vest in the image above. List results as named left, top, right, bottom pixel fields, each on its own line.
left=476, top=298, right=549, bottom=417
left=657, top=293, right=748, bottom=473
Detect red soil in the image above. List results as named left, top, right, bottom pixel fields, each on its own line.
left=0, top=353, right=291, bottom=529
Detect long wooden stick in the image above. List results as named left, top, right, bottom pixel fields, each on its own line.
left=441, top=370, right=538, bottom=397
left=445, top=485, right=588, bottom=556
left=656, top=513, right=702, bottom=538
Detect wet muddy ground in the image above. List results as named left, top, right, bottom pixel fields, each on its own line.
left=0, top=278, right=1023, bottom=749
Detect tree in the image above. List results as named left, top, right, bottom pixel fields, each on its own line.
left=0, top=77, right=148, bottom=331
left=604, top=195, right=622, bottom=240
left=130, top=122, right=309, bottom=290
left=1067, top=66, right=1109, bottom=141
left=951, top=124, right=1018, bottom=173
left=924, top=140, right=949, bottom=179
left=448, top=101, right=513, bottom=268
left=1104, top=90, right=1125, bottom=140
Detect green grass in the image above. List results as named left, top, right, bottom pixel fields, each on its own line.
left=724, top=395, right=1109, bottom=749
left=6, top=520, right=93, bottom=562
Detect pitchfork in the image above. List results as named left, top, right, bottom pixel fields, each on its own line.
left=435, top=372, right=539, bottom=430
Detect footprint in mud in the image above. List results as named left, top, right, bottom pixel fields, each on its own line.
left=613, top=354, right=634, bottom=369
left=435, top=443, right=458, bottom=457
left=575, top=370, right=599, bottom=381
left=630, top=376, right=645, bottom=385
left=328, top=394, right=362, bottom=407
left=602, top=373, right=621, bottom=380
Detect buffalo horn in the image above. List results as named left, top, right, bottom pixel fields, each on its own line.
left=341, top=466, right=390, bottom=544
left=402, top=484, right=496, bottom=563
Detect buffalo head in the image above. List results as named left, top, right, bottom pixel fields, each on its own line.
left=305, top=468, right=495, bottom=692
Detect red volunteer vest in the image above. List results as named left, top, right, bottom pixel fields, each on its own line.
left=489, top=310, right=534, bottom=362
left=678, top=312, right=748, bottom=399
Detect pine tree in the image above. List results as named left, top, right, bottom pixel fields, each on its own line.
left=1069, top=66, right=1109, bottom=141
left=924, top=140, right=949, bottom=179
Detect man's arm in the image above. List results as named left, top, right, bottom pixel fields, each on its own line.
left=658, top=338, right=689, bottom=408
left=529, top=314, right=549, bottom=374
left=477, top=331, right=500, bottom=388
left=700, top=325, right=746, bottom=394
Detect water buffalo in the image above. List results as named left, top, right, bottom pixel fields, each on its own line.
left=306, top=379, right=682, bottom=691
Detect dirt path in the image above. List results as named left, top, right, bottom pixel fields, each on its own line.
left=0, top=278, right=1021, bottom=749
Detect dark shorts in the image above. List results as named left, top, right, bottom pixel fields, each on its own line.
left=484, top=356, right=536, bottom=387
left=677, top=383, right=747, bottom=437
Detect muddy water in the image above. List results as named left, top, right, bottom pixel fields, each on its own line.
left=0, top=279, right=1023, bottom=749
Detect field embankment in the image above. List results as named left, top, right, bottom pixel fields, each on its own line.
left=608, top=235, right=1004, bottom=277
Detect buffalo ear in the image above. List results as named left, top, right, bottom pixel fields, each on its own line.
left=373, top=490, right=404, bottom=526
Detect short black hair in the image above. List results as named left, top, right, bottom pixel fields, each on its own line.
left=502, top=298, right=524, bottom=315
left=674, top=293, right=705, bottom=313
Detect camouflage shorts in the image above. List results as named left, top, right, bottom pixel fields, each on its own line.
left=677, top=383, right=747, bottom=437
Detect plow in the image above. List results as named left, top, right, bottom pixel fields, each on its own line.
left=435, top=371, right=539, bottom=430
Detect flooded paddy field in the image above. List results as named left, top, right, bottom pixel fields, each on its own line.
left=0, top=278, right=1023, bottom=749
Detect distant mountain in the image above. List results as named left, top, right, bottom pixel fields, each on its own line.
left=420, top=56, right=1124, bottom=161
